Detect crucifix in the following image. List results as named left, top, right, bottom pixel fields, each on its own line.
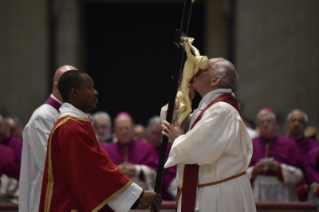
left=153, top=0, right=206, bottom=211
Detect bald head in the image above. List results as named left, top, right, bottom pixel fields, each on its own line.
left=114, top=113, right=135, bottom=145
left=53, top=65, right=77, bottom=83
left=52, top=65, right=78, bottom=102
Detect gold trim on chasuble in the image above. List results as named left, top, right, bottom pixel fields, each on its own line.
left=44, top=116, right=81, bottom=212
left=92, top=180, right=133, bottom=212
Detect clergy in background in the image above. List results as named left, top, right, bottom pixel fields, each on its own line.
left=102, top=112, right=158, bottom=191
left=0, top=115, right=22, bottom=167
left=93, top=111, right=113, bottom=143
left=162, top=58, right=256, bottom=212
left=247, top=108, right=304, bottom=201
left=147, top=116, right=177, bottom=200
left=39, top=70, right=161, bottom=212
left=286, top=109, right=319, bottom=157
left=304, top=147, right=319, bottom=209
left=19, top=65, right=77, bottom=212
left=0, top=143, right=20, bottom=202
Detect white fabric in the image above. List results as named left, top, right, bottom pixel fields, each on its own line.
left=246, top=126, right=259, bottom=139
left=19, top=95, right=61, bottom=212
left=164, top=88, right=256, bottom=212
left=308, top=182, right=319, bottom=211
left=60, top=103, right=143, bottom=212
left=246, top=163, right=303, bottom=202
left=0, top=174, right=19, bottom=203
left=130, top=165, right=156, bottom=191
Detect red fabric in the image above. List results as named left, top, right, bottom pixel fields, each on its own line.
left=181, top=93, right=239, bottom=212
left=296, top=183, right=308, bottom=201
left=39, top=116, right=132, bottom=212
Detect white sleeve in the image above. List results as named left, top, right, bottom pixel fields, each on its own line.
left=107, top=182, right=142, bottom=212
left=140, top=165, right=156, bottom=190
left=165, top=105, right=238, bottom=167
left=28, top=115, right=55, bottom=172
left=281, top=163, right=304, bottom=184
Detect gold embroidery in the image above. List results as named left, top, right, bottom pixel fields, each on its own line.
left=44, top=117, right=73, bottom=212
left=59, top=114, right=90, bottom=122
left=92, top=181, right=133, bottom=212
left=71, top=210, right=78, bottom=212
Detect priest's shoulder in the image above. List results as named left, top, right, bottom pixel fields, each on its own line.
left=55, top=115, right=91, bottom=133
left=134, top=140, right=157, bottom=151
left=28, top=103, right=59, bottom=123
left=306, top=146, right=319, bottom=159
left=279, top=135, right=300, bottom=147
left=306, top=137, right=319, bottom=147
left=0, top=144, right=15, bottom=161
left=208, top=101, right=238, bottom=117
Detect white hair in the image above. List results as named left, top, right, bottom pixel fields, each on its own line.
left=257, top=110, right=276, bottom=121
left=212, top=58, right=238, bottom=89
left=286, top=109, right=308, bottom=124
left=147, top=116, right=162, bottom=127
left=93, top=111, right=111, bottom=125
left=92, top=111, right=112, bottom=141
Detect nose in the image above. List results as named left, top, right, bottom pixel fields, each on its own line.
left=94, top=89, right=98, bottom=96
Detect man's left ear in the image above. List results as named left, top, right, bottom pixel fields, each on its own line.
left=211, top=76, right=221, bottom=86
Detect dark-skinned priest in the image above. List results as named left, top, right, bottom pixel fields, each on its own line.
left=162, top=58, right=256, bottom=212
left=39, top=70, right=161, bottom=212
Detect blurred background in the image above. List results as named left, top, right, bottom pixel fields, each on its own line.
left=0, top=0, right=318, bottom=132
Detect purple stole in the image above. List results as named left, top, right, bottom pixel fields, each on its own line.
left=44, top=96, right=61, bottom=112
left=181, top=93, right=240, bottom=212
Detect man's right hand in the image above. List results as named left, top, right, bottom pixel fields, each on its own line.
left=139, top=191, right=162, bottom=212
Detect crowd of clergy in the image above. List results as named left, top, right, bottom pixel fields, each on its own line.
left=1, top=102, right=319, bottom=208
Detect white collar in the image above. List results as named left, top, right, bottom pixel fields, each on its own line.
left=198, top=88, right=232, bottom=110
left=59, top=103, right=89, bottom=119
left=50, top=94, right=63, bottom=105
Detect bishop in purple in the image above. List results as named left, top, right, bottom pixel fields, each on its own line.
left=0, top=114, right=22, bottom=167
left=286, top=109, right=319, bottom=157
left=247, top=108, right=304, bottom=202
left=147, top=116, right=177, bottom=200
left=304, top=147, right=319, bottom=208
left=101, top=112, right=158, bottom=191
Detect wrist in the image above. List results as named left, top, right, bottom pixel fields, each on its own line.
left=138, top=189, right=144, bottom=203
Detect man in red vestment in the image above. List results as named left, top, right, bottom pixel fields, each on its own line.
left=39, top=70, right=161, bottom=212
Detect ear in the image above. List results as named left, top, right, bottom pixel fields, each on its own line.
left=70, top=87, right=79, bottom=99
left=211, top=75, right=221, bottom=87
left=53, top=81, right=58, bottom=89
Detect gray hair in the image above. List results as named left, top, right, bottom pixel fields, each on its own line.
left=212, top=58, right=238, bottom=89
left=286, top=109, right=308, bottom=124
left=147, top=116, right=162, bottom=127
left=92, top=111, right=111, bottom=126
left=257, top=110, right=276, bottom=122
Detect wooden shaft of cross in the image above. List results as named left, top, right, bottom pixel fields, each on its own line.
left=152, top=0, right=194, bottom=211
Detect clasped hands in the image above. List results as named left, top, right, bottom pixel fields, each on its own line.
left=253, top=161, right=281, bottom=175
left=118, top=162, right=136, bottom=177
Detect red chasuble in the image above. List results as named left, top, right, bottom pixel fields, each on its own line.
left=39, top=116, right=132, bottom=212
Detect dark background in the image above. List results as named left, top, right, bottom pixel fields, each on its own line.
left=85, top=2, right=205, bottom=125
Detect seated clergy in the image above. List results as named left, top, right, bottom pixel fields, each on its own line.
left=92, top=111, right=113, bottom=143
left=102, top=112, right=158, bottom=190
left=304, top=147, right=319, bottom=209
left=247, top=108, right=304, bottom=201
left=0, top=114, right=22, bottom=167
left=147, top=116, right=177, bottom=200
left=286, top=109, right=319, bottom=157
